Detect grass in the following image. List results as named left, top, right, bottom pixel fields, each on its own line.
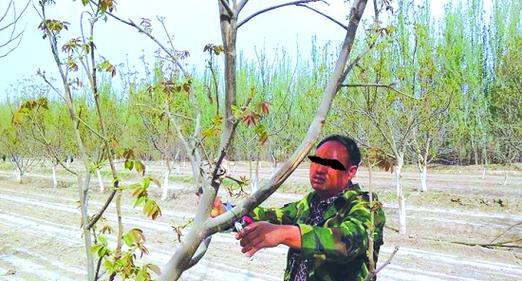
left=0, top=161, right=13, bottom=170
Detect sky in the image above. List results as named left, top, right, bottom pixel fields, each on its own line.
left=0, top=0, right=488, bottom=100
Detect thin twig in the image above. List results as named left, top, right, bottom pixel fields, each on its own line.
left=238, top=0, right=322, bottom=29
left=87, top=0, right=191, bottom=79
left=296, top=4, right=347, bottom=30
left=490, top=221, right=522, bottom=244
left=342, top=83, right=415, bottom=99
left=87, top=190, right=117, bottom=230
left=365, top=246, right=399, bottom=281
left=237, top=0, right=249, bottom=14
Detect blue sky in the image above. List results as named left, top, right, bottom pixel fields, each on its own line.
left=0, top=0, right=479, bottom=100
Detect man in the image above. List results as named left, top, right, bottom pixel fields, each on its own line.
left=215, top=135, right=385, bottom=281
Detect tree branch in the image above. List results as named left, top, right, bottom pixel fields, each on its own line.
left=238, top=0, right=323, bottom=29
left=219, top=0, right=234, bottom=17
left=365, top=246, right=399, bottom=281
left=341, top=83, right=415, bottom=99
left=490, top=221, right=522, bottom=244
left=295, top=4, right=347, bottom=30
left=87, top=190, right=117, bottom=230
left=237, top=0, right=249, bottom=14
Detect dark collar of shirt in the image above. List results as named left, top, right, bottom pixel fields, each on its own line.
left=308, top=181, right=356, bottom=216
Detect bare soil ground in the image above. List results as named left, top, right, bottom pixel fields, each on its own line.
left=0, top=162, right=521, bottom=281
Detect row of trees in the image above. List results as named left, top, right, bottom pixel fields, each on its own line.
left=2, top=0, right=520, bottom=181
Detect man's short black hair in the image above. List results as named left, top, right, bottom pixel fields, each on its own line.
left=317, top=135, right=361, bottom=167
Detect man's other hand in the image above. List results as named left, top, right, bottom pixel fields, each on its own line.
left=235, top=222, right=301, bottom=257
left=210, top=196, right=226, bottom=218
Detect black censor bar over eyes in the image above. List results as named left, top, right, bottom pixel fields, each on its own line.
left=307, top=155, right=346, bottom=171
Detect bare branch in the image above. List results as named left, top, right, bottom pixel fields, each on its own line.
left=341, top=83, right=415, bottom=99
left=365, top=246, right=399, bottom=281
left=237, top=0, right=249, bottom=14
left=0, top=0, right=30, bottom=58
left=87, top=190, right=117, bottom=230
left=87, top=0, right=191, bottom=79
left=219, top=0, right=234, bottom=17
left=296, top=4, right=347, bottom=30
left=490, top=221, right=522, bottom=244
left=238, top=0, right=323, bottom=29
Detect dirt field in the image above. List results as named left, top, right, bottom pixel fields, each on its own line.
left=0, top=162, right=521, bottom=281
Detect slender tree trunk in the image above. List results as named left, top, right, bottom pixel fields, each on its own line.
left=96, top=169, right=104, bottom=192
left=174, top=149, right=181, bottom=175
left=271, top=152, right=277, bottom=173
left=420, top=163, right=427, bottom=192
left=367, top=165, right=375, bottom=273
left=471, top=137, right=479, bottom=165
left=16, top=169, right=22, bottom=184
left=396, top=154, right=406, bottom=234
left=162, top=161, right=172, bottom=200
left=482, top=141, right=488, bottom=179
left=78, top=174, right=95, bottom=280
left=52, top=164, right=58, bottom=190
left=254, top=152, right=260, bottom=193
left=249, top=158, right=257, bottom=193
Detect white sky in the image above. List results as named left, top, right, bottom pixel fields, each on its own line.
left=0, top=0, right=487, bottom=99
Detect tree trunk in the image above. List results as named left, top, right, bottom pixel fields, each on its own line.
left=249, top=158, right=256, bottom=193
left=255, top=153, right=260, bottom=191
left=16, top=168, right=23, bottom=184
left=271, top=152, right=277, bottom=173
left=420, top=164, right=427, bottom=192
left=162, top=167, right=172, bottom=200
left=396, top=154, right=406, bottom=234
left=78, top=174, right=95, bottom=280
left=52, top=164, right=58, bottom=190
left=96, top=168, right=104, bottom=192
left=367, top=165, right=375, bottom=273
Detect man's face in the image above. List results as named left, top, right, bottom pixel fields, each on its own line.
left=309, top=141, right=357, bottom=199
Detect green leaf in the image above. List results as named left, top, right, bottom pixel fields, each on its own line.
left=134, top=196, right=146, bottom=207
left=143, top=177, right=151, bottom=189
left=124, top=159, right=134, bottom=170
left=82, top=0, right=89, bottom=5
left=104, top=259, right=115, bottom=274
left=231, top=105, right=242, bottom=119
left=144, top=199, right=161, bottom=220
left=135, top=161, right=145, bottom=176
left=122, top=232, right=135, bottom=247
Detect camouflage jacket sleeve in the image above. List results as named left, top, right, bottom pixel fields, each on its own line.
left=249, top=201, right=300, bottom=225
left=296, top=194, right=377, bottom=263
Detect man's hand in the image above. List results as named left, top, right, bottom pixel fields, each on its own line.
left=210, top=196, right=226, bottom=218
left=235, top=221, right=301, bottom=257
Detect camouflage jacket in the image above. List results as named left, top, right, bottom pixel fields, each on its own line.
left=250, top=184, right=385, bottom=281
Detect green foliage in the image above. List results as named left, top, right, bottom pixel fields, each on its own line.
left=130, top=176, right=162, bottom=220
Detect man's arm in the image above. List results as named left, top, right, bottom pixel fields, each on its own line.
left=249, top=200, right=300, bottom=225
left=238, top=194, right=382, bottom=262
left=235, top=222, right=301, bottom=257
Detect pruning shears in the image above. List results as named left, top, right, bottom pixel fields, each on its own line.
left=224, top=201, right=253, bottom=232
